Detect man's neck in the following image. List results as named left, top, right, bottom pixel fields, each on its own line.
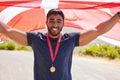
left=48, top=33, right=60, bottom=39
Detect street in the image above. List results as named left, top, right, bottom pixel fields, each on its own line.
left=0, top=50, right=120, bottom=80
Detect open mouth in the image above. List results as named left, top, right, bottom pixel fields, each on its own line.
left=52, top=27, right=59, bottom=32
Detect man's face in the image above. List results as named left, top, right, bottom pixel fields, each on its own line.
left=46, top=14, right=64, bottom=38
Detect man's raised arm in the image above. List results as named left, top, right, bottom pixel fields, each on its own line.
left=79, top=12, right=120, bottom=46
left=0, top=21, right=28, bottom=46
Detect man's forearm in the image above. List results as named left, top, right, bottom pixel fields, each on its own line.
left=0, top=20, right=27, bottom=45
left=96, top=12, right=120, bottom=35
left=0, top=21, right=10, bottom=35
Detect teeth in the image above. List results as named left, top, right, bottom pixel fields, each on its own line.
left=52, top=28, right=57, bottom=31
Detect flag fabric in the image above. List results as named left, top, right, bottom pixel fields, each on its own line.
left=0, top=0, right=120, bottom=43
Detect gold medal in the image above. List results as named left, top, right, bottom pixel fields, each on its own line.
left=50, top=66, right=56, bottom=72
left=46, top=34, right=61, bottom=73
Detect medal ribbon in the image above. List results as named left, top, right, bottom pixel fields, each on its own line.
left=46, top=33, right=61, bottom=62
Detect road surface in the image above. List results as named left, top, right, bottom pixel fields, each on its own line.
left=0, top=50, right=120, bottom=80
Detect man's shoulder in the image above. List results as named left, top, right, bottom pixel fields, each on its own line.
left=26, top=31, right=46, bottom=40
left=62, top=32, right=80, bottom=37
left=27, top=31, right=46, bottom=36
left=62, top=32, right=80, bottom=40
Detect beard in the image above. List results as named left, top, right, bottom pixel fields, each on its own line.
left=47, top=27, right=62, bottom=37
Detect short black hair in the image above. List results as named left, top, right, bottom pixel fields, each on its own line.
left=47, top=8, right=65, bottom=20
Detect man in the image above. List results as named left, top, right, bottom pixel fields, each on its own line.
left=0, top=8, right=120, bottom=80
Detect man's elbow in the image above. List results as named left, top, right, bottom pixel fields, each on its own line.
left=79, top=40, right=91, bottom=46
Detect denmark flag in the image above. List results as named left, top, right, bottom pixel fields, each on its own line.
left=0, top=0, right=120, bottom=45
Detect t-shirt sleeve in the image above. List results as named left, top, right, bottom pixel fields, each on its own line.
left=72, top=32, right=80, bottom=46
left=63, top=32, right=80, bottom=47
left=26, top=32, right=34, bottom=46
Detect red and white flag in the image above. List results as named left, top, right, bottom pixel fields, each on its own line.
left=0, top=0, right=120, bottom=44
